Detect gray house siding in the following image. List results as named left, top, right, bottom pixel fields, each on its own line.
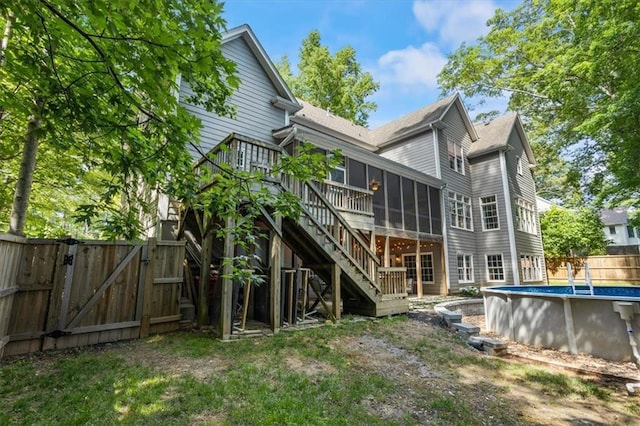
left=505, top=129, right=547, bottom=283
left=469, top=152, right=516, bottom=285
left=378, top=131, right=437, bottom=177
left=179, top=37, right=286, bottom=159
left=439, top=104, right=476, bottom=292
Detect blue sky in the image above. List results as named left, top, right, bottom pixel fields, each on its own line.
left=223, top=0, right=519, bottom=128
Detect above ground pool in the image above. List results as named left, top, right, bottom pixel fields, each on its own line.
left=482, top=285, right=640, bottom=362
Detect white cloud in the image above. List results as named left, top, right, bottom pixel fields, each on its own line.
left=413, top=0, right=496, bottom=48
left=376, top=42, right=448, bottom=89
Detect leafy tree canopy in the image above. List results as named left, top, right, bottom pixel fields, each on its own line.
left=1, top=0, right=238, bottom=238
left=438, top=0, right=640, bottom=208
left=276, top=30, right=379, bottom=127
left=540, top=206, right=608, bottom=258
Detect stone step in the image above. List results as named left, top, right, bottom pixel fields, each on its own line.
left=468, top=336, right=508, bottom=356
left=452, top=322, right=480, bottom=340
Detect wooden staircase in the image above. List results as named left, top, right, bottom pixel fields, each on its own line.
left=277, top=175, right=408, bottom=317
left=197, top=134, right=409, bottom=317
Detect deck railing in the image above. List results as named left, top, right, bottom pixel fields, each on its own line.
left=314, top=181, right=373, bottom=217
left=195, top=135, right=282, bottom=180
left=378, top=267, right=407, bottom=298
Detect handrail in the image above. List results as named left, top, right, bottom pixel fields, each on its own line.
left=279, top=179, right=381, bottom=293
left=314, top=180, right=374, bottom=217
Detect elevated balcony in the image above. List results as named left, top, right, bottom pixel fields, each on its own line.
left=195, top=134, right=374, bottom=230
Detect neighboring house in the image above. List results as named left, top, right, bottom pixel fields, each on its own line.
left=536, top=196, right=555, bottom=214
left=154, top=25, right=546, bottom=335
left=601, top=207, right=640, bottom=255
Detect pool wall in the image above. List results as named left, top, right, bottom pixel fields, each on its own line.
left=483, top=286, right=640, bottom=362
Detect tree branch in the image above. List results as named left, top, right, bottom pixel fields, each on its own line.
left=39, top=0, right=164, bottom=123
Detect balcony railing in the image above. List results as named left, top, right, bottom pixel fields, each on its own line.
left=195, top=135, right=373, bottom=218
left=378, top=267, right=407, bottom=298
left=314, top=181, right=374, bottom=217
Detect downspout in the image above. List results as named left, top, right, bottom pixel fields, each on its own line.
left=500, top=151, right=520, bottom=285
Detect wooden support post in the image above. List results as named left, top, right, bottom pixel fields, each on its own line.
left=440, top=243, right=448, bottom=295
left=384, top=235, right=390, bottom=267
left=240, top=276, right=251, bottom=330
left=270, top=216, right=282, bottom=333
left=299, top=268, right=310, bottom=321
left=140, top=238, right=157, bottom=338
left=416, top=240, right=423, bottom=298
left=198, top=231, right=213, bottom=328
left=331, top=263, right=341, bottom=322
left=288, top=271, right=295, bottom=325
left=220, top=217, right=235, bottom=340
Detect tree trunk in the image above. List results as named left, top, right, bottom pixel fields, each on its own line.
left=0, top=10, right=14, bottom=67
left=9, top=115, right=42, bottom=236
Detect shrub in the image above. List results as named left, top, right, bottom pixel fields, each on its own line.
left=459, top=286, right=480, bottom=297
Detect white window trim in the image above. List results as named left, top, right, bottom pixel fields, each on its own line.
left=457, top=253, right=474, bottom=284
left=480, top=195, right=500, bottom=231
left=516, top=197, right=537, bottom=235
left=520, top=254, right=543, bottom=282
left=448, top=191, right=473, bottom=231
left=447, top=138, right=465, bottom=175
left=402, top=252, right=435, bottom=284
left=486, top=253, right=506, bottom=282
left=420, top=252, right=435, bottom=284
left=516, top=156, right=523, bottom=175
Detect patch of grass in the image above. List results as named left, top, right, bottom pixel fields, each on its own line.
left=519, top=368, right=610, bottom=400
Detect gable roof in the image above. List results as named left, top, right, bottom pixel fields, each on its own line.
left=470, top=113, right=537, bottom=167
left=222, top=25, right=301, bottom=113
left=371, top=93, right=477, bottom=147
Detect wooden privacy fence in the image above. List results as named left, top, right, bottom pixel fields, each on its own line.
left=0, top=235, right=184, bottom=358
left=546, top=255, right=640, bottom=284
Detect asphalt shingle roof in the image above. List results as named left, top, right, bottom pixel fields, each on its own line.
left=601, top=207, right=629, bottom=226
left=370, top=95, right=457, bottom=146
left=469, top=114, right=517, bottom=158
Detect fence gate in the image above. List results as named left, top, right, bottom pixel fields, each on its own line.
left=2, top=237, right=185, bottom=357
left=40, top=239, right=144, bottom=351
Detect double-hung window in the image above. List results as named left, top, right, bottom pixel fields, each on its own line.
left=448, top=138, right=464, bottom=174
left=480, top=195, right=499, bottom=231
left=516, top=156, right=523, bottom=175
left=515, top=198, right=537, bottom=234
left=486, top=254, right=505, bottom=281
left=448, top=192, right=472, bottom=230
left=457, top=254, right=474, bottom=283
left=520, top=254, right=542, bottom=282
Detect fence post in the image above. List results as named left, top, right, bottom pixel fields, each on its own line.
left=140, top=238, right=157, bottom=338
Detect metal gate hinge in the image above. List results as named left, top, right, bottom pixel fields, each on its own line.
left=56, top=237, right=83, bottom=245
left=63, top=254, right=74, bottom=266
